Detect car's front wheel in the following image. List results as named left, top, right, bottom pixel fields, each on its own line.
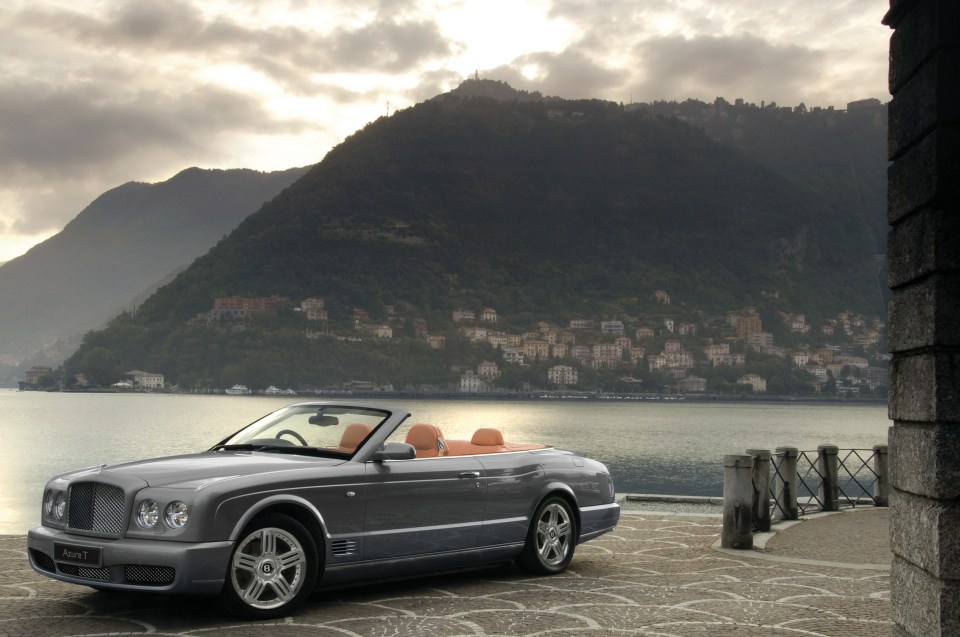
left=219, top=513, right=319, bottom=619
left=519, top=496, right=577, bottom=574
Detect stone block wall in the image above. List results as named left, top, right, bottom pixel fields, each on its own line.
left=883, top=1, right=960, bottom=635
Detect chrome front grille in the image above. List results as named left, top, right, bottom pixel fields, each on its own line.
left=67, top=482, right=126, bottom=535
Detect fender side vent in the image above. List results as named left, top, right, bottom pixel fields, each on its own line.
left=331, top=539, right=358, bottom=557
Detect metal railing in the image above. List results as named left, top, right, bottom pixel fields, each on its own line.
left=722, top=444, right=889, bottom=549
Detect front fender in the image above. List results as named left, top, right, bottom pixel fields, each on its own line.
left=216, top=493, right=329, bottom=542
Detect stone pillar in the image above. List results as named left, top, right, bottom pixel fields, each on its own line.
left=817, top=445, right=840, bottom=512
left=873, top=444, right=890, bottom=506
left=883, top=2, right=960, bottom=635
left=774, top=446, right=799, bottom=521
left=721, top=454, right=753, bottom=549
left=747, top=448, right=771, bottom=532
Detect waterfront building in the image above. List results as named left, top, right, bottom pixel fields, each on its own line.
left=737, top=373, right=767, bottom=393
left=126, top=370, right=165, bottom=389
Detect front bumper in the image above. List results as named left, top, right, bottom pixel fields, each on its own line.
left=27, top=525, right=233, bottom=595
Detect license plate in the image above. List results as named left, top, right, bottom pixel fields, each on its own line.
left=54, top=542, right=102, bottom=567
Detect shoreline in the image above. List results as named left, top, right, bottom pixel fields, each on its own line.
left=11, top=386, right=887, bottom=405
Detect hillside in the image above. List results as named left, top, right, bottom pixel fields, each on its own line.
left=0, top=166, right=307, bottom=385
left=62, top=87, right=889, bottom=393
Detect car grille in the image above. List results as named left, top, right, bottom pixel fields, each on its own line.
left=58, top=563, right=111, bottom=581
left=30, top=549, right=56, bottom=573
left=67, top=482, right=126, bottom=535
left=125, top=564, right=175, bottom=585
left=31, top=549, right=177, bottom=587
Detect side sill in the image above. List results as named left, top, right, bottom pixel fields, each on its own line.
left=319, top=542, right=524, bottom=588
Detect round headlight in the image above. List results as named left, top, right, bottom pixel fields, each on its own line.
left=43, top=489, right=54, bottom=516
left=164, top=501, right=189, bottom=529
left=54, top=492, right=66, bottom=519
left=136, top=499, right=160, bottom=529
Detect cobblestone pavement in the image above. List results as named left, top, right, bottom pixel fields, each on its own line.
left=0, top=510, right=891, bottom=636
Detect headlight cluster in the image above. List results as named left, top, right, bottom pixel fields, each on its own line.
left=136, top=499, right=190, bottom=530
left=43, top=489, right=66, bottom=520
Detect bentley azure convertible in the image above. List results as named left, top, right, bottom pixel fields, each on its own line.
left=27, top=402, right=620, bottom=618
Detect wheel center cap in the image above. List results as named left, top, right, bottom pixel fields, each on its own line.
left=550, top=528, right=558, bottom=540
left=260, top=560, right=276, bottom=576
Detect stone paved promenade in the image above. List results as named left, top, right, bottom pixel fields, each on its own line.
left=0, top=507, right=891, bottom=636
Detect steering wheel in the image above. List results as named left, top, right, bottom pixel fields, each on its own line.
left=276, top=429, right=308, bottom=446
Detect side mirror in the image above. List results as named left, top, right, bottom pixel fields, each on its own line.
left=371, top=442, right=417, bottom=461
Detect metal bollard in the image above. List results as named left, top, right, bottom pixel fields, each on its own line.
left=873, top=444, right=889, bottom=506
left=747, top=449, right=771, bottom=532
left=722, top=454, right=754, bottom=549
left=818, top=445, right=839, bottom=511
left=774, top=447, right=799, bottom=521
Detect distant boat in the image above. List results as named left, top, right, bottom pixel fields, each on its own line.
left=264, top=385, right=297, bottom=396
left=225, top=384, right=251, bottom=395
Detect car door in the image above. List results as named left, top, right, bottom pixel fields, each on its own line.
left=362, top=455, right=486, bottom=560
left=474, top=452, right=546, bottom=546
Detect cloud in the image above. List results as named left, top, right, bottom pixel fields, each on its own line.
left=631, top=34, right=826, bottom=104
left=15, top=1, right=455, bottom=94
left=329, top=19, right=454, bottom=73
left=1, top=0, right=450, bottom=249
left=545, top=0, right=888, bottom=106
left=0, top=77, right=305, bottom=183
left=484, top=48, right=625, bottom=99
left=0, top=76, right=311, bottom=236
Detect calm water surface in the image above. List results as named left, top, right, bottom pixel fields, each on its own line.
left=0, top=389, right=890, bottom=534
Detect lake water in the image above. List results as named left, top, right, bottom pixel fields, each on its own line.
left=0, top=389, right=890, bottom=534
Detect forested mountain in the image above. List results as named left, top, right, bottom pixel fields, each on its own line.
left=0, top=166, right=307, bottom=386
left=62, top=83, right=889, bottom=392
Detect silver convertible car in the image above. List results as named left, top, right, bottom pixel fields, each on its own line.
left=27, top=402, right=620, bottom=618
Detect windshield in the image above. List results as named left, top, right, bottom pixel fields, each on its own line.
left=213, top=404, right=390, bottom=457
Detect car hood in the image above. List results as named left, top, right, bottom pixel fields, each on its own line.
left=64, top=451, right=347, bottom=489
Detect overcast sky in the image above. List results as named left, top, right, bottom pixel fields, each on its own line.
left=0, top=0, right=891, bottom=263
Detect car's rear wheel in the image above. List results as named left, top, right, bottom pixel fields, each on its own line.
left=519, top=496, right=577, bottom=574
left=219, top=513, right=318, bottom=619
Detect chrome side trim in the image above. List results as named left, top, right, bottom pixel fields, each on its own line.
left=364, top=519, right=482, bottom=537
left=362, top=515, right=527, bottom=538
left=580, top=503, right=621, bottom=514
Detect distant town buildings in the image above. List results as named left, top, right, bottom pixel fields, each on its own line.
left=54, top=285, right=886, bottom=396
left=548, top=365, right=578, bottom=387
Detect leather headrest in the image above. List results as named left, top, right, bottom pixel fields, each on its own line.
left=339, top=423, right=372, bottom=449
left=405, top=423, right=444, bottom=450
left=471, top=428, right=505, bottom=446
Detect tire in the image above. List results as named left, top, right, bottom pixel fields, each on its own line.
left=219, top=513, right=319, bottom=619
left=519, top=496, right=577, bottom=575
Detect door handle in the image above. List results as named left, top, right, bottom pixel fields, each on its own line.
left=459, top=471, right=481, bottom=479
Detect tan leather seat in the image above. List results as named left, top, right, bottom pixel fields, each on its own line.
left=337, top=423, right=372, bottom=452
left=405, top=423, right=447, bottom=457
